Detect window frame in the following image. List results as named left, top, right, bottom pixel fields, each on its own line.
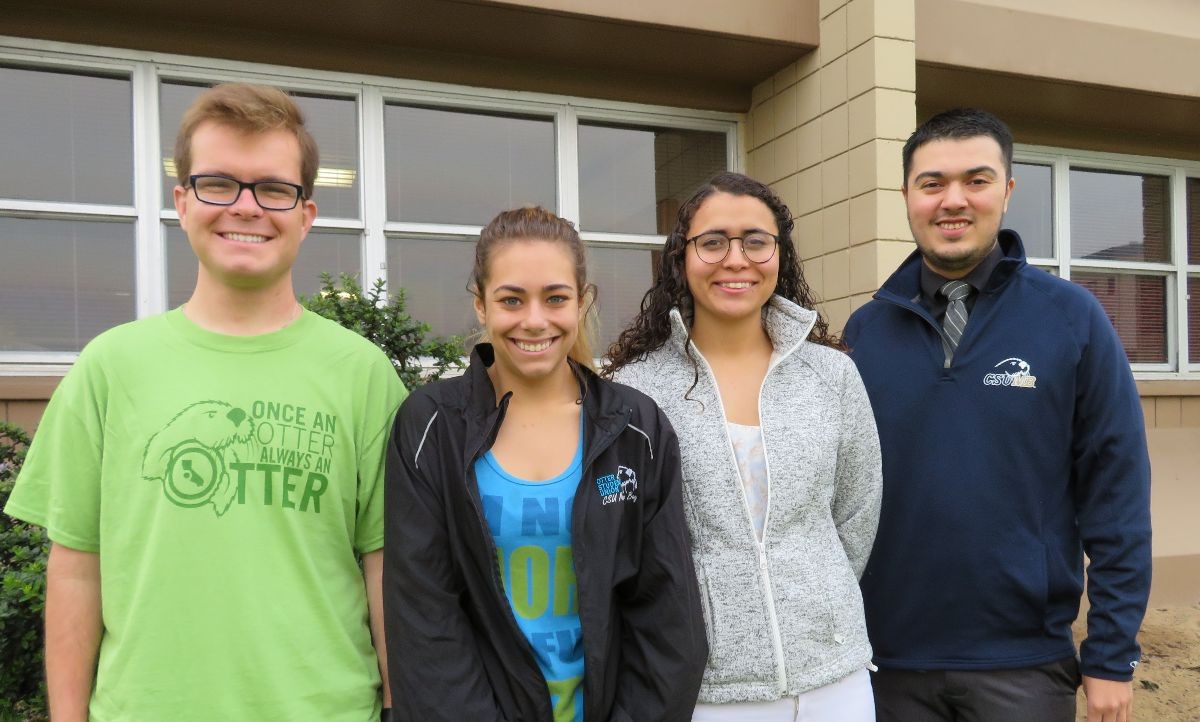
left=1013, top=144, right=1200, bottom=377
left=0, top=34, right=740, bottom=374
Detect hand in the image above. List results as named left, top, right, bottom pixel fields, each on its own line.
left=1081, top=675, right=1133, bottom=722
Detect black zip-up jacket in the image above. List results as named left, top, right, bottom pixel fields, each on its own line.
left=384, top=345, right=706, bottom=722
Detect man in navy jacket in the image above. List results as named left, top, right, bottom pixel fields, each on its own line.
left=844, top=108, right=1151, bottom=722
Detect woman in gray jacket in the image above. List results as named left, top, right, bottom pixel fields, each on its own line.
left=605, top=172, right=882, bottom=721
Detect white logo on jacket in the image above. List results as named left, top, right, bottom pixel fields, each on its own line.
left=595, top=465, right=638, bottom=505
left=983, top=357, right=1037, bottom=388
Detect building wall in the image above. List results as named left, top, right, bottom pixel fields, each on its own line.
left=915, top=0, right=1200, bottom=99
left=494, top=0, right=821, bottom=45
left=1138, top=384, right=1200, bottom=604
left=745, top=0, right=916, bottom=332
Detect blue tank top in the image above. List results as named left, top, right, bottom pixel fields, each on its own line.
left=475, top=420, right=585, bottom=722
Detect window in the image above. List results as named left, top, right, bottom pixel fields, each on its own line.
left=384, top=105, right=556, bottom=225
left=578, top=123, right=727, bottom=235
left=1189, top=179, right=1200, bottom=364
left=0, top=65, right=136, bottom=357
left=0, top=38, right=735, bottom=371
left=1007, top=147, right=1200, bottom=372
left=1005, top=162, right=1053, bottom=260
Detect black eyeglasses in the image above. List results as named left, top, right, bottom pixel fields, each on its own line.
left=687, top=231, right=779, bottom=264
left=187, top=175, right=306, bottom=211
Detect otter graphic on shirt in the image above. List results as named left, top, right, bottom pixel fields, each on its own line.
left=142, top=399, right=339, bottom=517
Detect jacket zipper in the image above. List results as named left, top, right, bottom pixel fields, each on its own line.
left=877, top=292, right=958, bottom=369
left=463, top=393, right=553, bottom=720
left=465, top=396, right=624, bottom=722
left=689, top=342, right=789, bottom=695
left=574, top=411, right=625, bottom=722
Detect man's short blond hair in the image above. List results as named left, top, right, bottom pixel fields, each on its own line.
left=174, top=83, right=319, bottom=198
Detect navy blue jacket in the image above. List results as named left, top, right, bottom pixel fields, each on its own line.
left=843, top=230, right=1151, bottom=681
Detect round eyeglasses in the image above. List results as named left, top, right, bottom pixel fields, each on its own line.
left=687, top=231, right=779, bottom=264
left=188, top=174, right=306, bottom=211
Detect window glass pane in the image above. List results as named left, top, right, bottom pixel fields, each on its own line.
left=590, top=245, right=656, bottom=351
left=1190, top=276, right=1200, bottom=365
left=1072, top=271, right=1167, bottom=364
left=0, top=66, right=132, bottom=205
left=0, top=217, right=135, bottom=352
left=385, top=106, right=556, bottom=225
left=1188, top=178, right=1200, bottom=265
left=579, top=123, right=727, bottom=234
left=165, top=225, right=362, bottom=308
left=1005, top=162, right=1052, bottom=258
left=386, top=236, right=477, bottom=342
left=1069, top=169, right=1169, bottom=263
left=160, top=82, right=360, bottom=219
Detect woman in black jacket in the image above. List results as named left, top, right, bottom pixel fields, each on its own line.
left=384, top=207, right=706, bottom=722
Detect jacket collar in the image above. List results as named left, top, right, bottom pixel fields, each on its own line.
left=876, top=229, right=1028, bottom=306
left=463, top=343, right=626, bottom=427
left=667, top=295, right=818, bottom=363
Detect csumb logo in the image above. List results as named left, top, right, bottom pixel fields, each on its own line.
left=595, top=465, right=638, bottom=506
left=983, top=357, right=1037, bottom=388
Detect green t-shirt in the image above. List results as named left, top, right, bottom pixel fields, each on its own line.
left=5, top=308, right=407, bottom=722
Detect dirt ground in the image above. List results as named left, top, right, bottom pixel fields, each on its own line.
left=1073, top=603, right=1200, bottom=721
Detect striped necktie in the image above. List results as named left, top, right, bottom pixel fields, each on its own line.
left=940, top=279, right=973, bottom=366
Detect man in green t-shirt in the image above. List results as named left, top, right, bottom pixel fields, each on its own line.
left=4, top=84, right=406, bottom=722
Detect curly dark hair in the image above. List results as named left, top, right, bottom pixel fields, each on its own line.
left=603, top=171, right=841, bottom=379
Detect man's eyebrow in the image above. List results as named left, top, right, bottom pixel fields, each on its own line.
left=912, top=165, right=998, bottom=183
left=192, top=170, right=296, bottom=183
left=694, top=227, right=773, bottom=236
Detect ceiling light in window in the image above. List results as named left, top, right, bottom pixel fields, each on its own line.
left=315, top=167, right=356, bottom=188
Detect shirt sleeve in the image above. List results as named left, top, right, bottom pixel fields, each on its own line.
left=1072, top=297, right=1153, bottom=681
left=353, top=354, right=408, bottom=555
left=609, top=407, right=707, bottom=721
left=384, top=395, right=508, bottom=721
left=3, top=351, right=107, bottom=552
left=831, top=358, right=883, bottom=579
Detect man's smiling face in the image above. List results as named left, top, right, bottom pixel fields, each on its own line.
left=903, top=135, right=1015, bottom=279
left=173, top=121, right=316, bottom=292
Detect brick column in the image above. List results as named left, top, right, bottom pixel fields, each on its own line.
left=746, top=0, right=916, bottom=332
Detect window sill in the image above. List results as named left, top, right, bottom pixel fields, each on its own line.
left=1136, top=378, right=1200, bottom=397
left=0, top=375, right=64, bottom=400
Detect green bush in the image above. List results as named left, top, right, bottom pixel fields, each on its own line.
left=302, top=273, right=465, bottom=390
left=0, top=421, right=49, bottom=722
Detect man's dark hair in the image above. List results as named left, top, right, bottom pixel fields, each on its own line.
left=902, top=108, right=1013, bottom=186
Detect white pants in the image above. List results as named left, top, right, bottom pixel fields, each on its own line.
left=692, top=669, right=875, bottom=722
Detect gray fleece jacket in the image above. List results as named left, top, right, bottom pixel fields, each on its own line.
left=612, top=297, right=882, bottom=703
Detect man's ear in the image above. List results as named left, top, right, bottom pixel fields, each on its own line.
left=299, top=198, right=318, bottom=241
left=173, top=185, right=189, bottom=223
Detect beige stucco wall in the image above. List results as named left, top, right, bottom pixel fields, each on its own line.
left=745, top=0, right=916, bottom=334
left=916, top=0, right=1200, bottom=98
left=1135, top=385, right=1200, bottom=604
left=490, top=0, right=820, bottom=45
